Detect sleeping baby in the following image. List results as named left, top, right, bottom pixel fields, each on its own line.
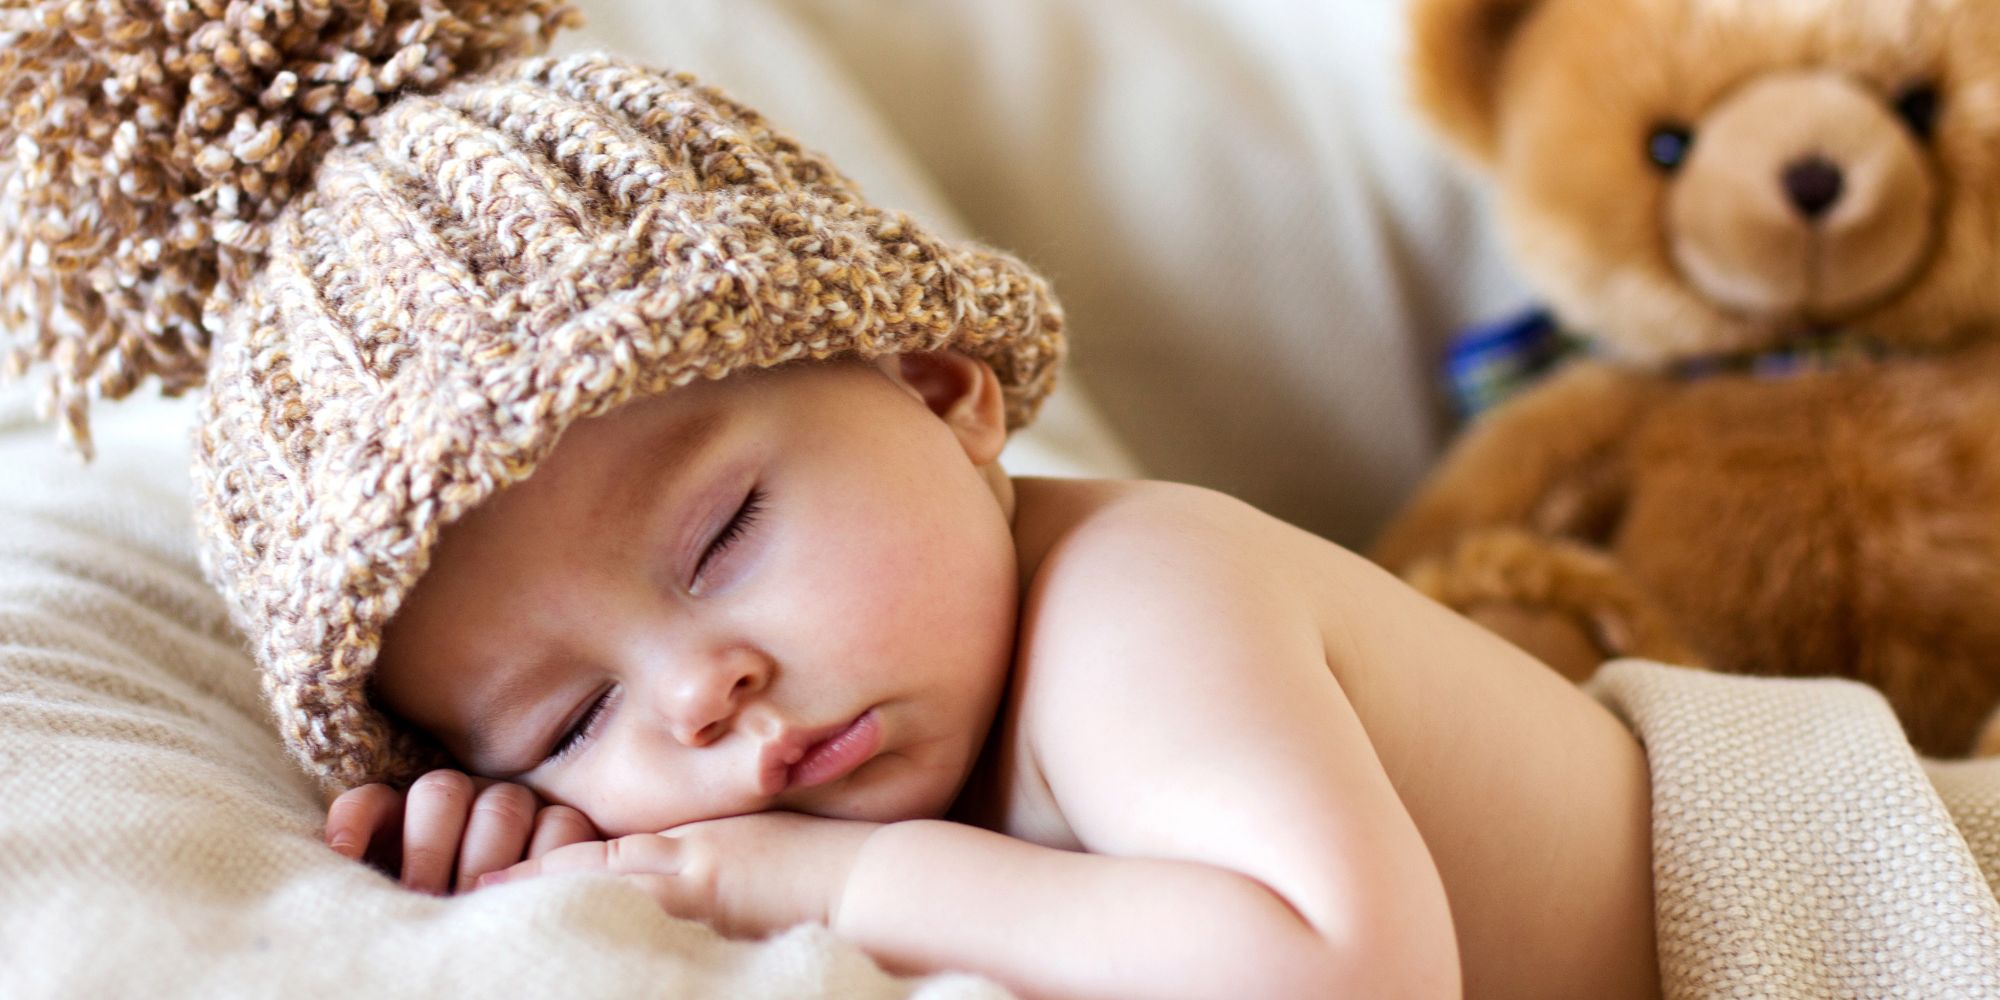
left=326, top=350, right=1663, bottom=1000
left=1, top=5, right=1655, bottom=998
left=292, top=52, right=1656, bottom=1000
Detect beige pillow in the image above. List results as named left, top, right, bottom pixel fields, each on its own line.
left=770, top=0, right=1528, bottom=545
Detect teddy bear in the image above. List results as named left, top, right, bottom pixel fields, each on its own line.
left=1371, top=0, right=2000, bottom=757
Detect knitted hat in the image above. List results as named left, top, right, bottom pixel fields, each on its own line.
left=0, top=1, right=1064, bottom=790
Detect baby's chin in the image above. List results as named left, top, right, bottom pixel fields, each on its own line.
left=790, top=751, right=966, bottom=824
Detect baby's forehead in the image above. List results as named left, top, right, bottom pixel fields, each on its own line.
left=381, top=355, right=899, bottom=634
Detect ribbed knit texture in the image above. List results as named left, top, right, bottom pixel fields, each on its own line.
left=1, top=2, right=1065, bottom=790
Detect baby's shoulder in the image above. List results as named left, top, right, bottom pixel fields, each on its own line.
left=1009, top=477, right=1341, bottom=612
left=1004, top=475, right=1337, bottom=697
left=993, top=478, right=1393, bottom=854
left=1007, top=476, right=1292, bottom=579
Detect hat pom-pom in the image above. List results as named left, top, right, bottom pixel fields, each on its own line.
left=0, top=0, right=578, bottom=456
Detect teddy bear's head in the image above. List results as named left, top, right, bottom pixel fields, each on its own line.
left=1413, top=0, right=2000, bottom=363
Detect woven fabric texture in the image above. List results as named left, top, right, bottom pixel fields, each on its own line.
left=1590, top=660, right=2000, bottom=999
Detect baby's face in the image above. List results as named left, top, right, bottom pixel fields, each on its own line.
left=372, top=356, right=1021, bottom=836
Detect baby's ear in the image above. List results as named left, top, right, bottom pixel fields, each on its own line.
left=880, top=351, right=1009, bottom=465
left=1410, top=0, right=1545, bottom=166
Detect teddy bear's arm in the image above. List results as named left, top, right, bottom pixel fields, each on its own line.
left=1371, top=360, right=1664, bottom=572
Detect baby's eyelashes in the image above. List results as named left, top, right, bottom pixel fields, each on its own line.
left=545, top=685, right=618, bottom=765
left=691, top=486, right=765, bottom=594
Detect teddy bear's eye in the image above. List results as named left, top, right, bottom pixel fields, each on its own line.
left=1893, top=83, right=1941, bottom=141
left=1647, top=124, right=1695, bottom=173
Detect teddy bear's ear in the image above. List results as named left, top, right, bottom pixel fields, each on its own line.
left=1410, top=0, right=1544, bottom=166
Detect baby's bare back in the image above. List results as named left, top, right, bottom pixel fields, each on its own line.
left=993, top=477, right=1658, bottom=1000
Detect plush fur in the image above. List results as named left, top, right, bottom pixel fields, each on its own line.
left=1379, top=0, right=2000, bottom=755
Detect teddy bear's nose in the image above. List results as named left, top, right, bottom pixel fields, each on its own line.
left=1781, top=155, right=1845, bottom=220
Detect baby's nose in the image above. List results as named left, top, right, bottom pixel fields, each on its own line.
left=664, top=645, right=772, bottom=747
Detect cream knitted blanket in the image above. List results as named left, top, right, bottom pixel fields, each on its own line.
left=1591, top=661, right=2000, bottom=999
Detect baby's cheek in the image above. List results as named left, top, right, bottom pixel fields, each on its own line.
left=800, top=532, right=933, bottom=656
left=780, top=461, right=1018, bottom=681
left=792, top=531, right=993, bottom=687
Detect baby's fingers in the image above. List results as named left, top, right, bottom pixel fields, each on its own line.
left=400, top=769, right=475, bottom=895
left=452, top=782, right=538, bottom=894
left=324, top=783, right=402, bottom=863
left=480, top=835, right=725, bottom=930
left=482, top=833, right=680, bottom=887
left=526, top=803, right=599, bottom=859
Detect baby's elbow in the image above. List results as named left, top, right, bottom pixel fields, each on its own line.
left=1236, top=906, right=1459, bottom=1000
left=1295, top=930, right=1460, bottom=1000
left=1168, top=884, right=1459, bottom=999
left=1285, top=864, right=1461, bottom=997
left=1258, top=954, right=1450, bottom=1000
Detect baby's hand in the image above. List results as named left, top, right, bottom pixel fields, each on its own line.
left=323, top=769, right=600, bottom=895
left=478, top=812, right=880, bottom=938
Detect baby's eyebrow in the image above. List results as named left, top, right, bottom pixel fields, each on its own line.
left=459, top=659, right=553, bottom=777
left=589, top=406, right=727, bottom=528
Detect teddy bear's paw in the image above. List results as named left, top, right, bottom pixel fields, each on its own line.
left=1461, top=601, right=1613, bottom=683
left=1973, top=705, right=2000, bottom=758
left=1405, top=527, right=1704, bottom=681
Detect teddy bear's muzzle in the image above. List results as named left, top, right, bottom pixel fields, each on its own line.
left=1664, top=70, right=1937, bottom=326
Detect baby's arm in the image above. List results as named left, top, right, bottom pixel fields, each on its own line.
left=836, top=485, right=1459, bottom=999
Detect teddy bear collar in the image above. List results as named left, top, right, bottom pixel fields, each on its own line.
left=1445, top=306, right=1911, bottom=419
left=1668, top=327, right=1899, bottom=380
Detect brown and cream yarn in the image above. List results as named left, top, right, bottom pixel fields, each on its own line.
left=0, top=0, right=1065, bottom=790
